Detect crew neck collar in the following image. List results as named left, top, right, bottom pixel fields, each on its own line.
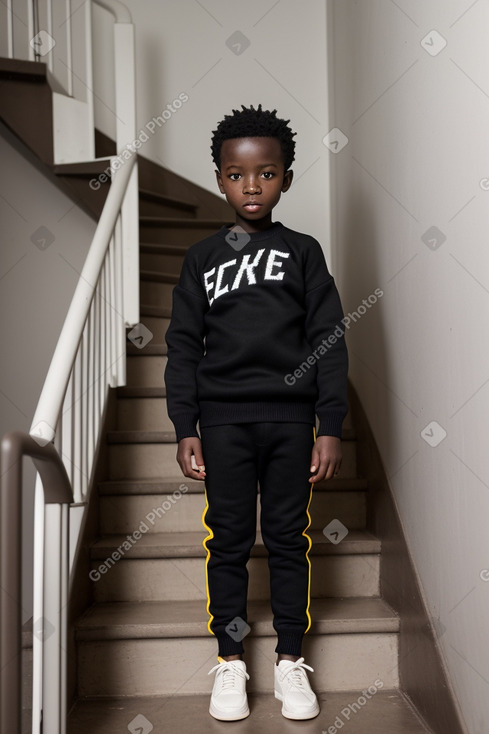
left=218, top=221, right=284, bottom=243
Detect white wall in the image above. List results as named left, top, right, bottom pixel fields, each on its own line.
left=330, top=1, right=489, bottom=731
left=93, top=0, right=334, bottom=256
left=0, top=123, right=96, bottom=621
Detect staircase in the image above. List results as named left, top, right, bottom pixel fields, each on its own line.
left=65, top=201, right=435, bottom=732
left=1, top=55, right=439, bottom=734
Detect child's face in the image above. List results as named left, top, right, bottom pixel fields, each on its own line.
left=216, top=136, right=293, bottom=232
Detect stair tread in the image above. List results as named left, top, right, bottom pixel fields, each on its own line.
left=53, top=157, right=113, bottom=176
left=98, top=475, right=368, bottom=494
left=139, top=269, right=179, bottom=284
left=140, top=216, right=227, bottom=227
left=125, top=342, right=168, bottom=355
left=67, top=691, right=432, bottom=733
left=116, top=386, right=167, bottom=398
left=139, top=304, right=172, bottom=318
left=140, top=242, right=190, bottom=255
left=138, top=188, right=197, bottom=212
left=90, top=528, right=381, bottom=559
left=106, top=428, right=355, bottom=444
left=0, top=58, right=47, bottom=80
left=76, top=597, right=398, bottom=640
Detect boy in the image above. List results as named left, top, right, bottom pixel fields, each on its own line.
left=164, top=105, right=349, bottom=721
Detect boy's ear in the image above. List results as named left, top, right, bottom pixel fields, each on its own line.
left=282, top=169, right=293, bottom=192
left=215, top=169, right=225, bottom=194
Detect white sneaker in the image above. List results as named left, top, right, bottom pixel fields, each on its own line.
left=208, top=657, right=250, bottom=721
left=274, top=657, right=320, bottom=720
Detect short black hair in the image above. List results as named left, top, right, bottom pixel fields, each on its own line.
left=211, top=104, right=296, bottom=172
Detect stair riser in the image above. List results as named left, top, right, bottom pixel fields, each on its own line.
left=117, top=398, right=174, bottom=431
left=77, top=633, right=398, bottom=696
left=99, top=491, right=366, bottom=534
left=139, top=280, right=174, bottom=309
left=108, top=441, right=357, bottom=479
left=140, top=252, right=184, bottom=274
left=137, top=315, right=170, bottom=344
left=140, top=224, right=221, bottom=245
left=90, top=555, right=379, bottom=602
left=126, top=355, right=168, bottom=387
left=139, top=200, right=195, bottom=218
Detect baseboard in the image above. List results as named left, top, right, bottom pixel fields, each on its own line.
left=347, top=380, right=468, bottom=734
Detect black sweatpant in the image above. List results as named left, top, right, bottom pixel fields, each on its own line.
left=200, top=421, right=316, bottom=657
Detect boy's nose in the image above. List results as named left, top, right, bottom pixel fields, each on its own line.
left=243, top=178, right=261, bottom=194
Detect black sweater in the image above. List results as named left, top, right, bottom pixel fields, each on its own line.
left=164, top=221, right=349, bottom=442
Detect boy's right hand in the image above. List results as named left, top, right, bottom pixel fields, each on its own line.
left=176, top=437, right=206, bottom=481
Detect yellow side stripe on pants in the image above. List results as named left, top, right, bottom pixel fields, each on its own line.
left=201, top=424, right=316, bottom=637
left=303, top=425, right=316, bottom=634
left=202, top=487, right=215, bottom=635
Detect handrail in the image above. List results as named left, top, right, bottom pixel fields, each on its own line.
left=0, top=431, right=73, bottom=734
left=30, top=151, right=136, bottom=447
left=93, top=0, right=133, bottom=23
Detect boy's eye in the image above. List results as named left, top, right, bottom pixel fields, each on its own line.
left=262, top=171, right=274, bottom=179
left=229, top=173, right=241, bottom=181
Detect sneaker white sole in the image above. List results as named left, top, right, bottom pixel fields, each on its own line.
left=274, top=690, right=320, bottom=720
left=209, top=701, right=250, bottom=721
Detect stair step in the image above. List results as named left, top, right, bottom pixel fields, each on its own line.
left=99, top=489, right=365, bottom=547
left=139, top=217, right=227, bottom=245
left=77, top=597, right=397, bottom=641
left=134, top=313, right=170, bottom=344
left=0, top=58, right=47, bottom=81
left=140, top=216, right=225, bottom=229
left=139, top=278, right=174, bottom=309
left=125, top=354, right=167, bottom=386
left=98, top=475, right=368, bottom=495
left=139, top=304, right=172, bottom=318
left=53, top=157, right=113, bottom=176
left=140, top=250, right=184, bottom=275
left=139, top=268, right=179, bottom=284
left=140, top=242, right=189, bottom=256
left=67, top=691, right=432, bottom=733
left=115, top=386, right=167, bottom=398
left=75, top=598, right=398, bottom=695
left=115, top=390, right=353, bottom=430
left=91, top=528, right=380, bottom=559
left=139, top=188, right=197, bottom=213
left=126, top=341, right=167, bottom=356
left=107, top=426, right=354, bottom=444
left=107, top=437, right=357, bottom=480
left=89, top=548, right=378, bottom=602
left=115, top=394, right=355, bottom=437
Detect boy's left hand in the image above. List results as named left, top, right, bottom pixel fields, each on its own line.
left=309, top=435, right=342, bottom=482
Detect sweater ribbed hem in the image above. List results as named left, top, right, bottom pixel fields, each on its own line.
left=275, top=631, right=305, bottom=656
left=316, top=411, right=346, bottom=439
left=199, top=400, right=316, bottom=429
left=171, top=414, right=200, bottom=443
left=215, top=632, right=245, bottom=657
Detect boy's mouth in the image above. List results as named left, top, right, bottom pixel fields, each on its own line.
left=243, top=201, right=262, bottom=211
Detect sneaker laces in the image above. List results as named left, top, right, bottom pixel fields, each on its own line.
left=281, top=657, right=314, bottom=690
left=208, top=660, right=250, bottom=690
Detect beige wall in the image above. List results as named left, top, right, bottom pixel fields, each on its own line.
left=0, top=123, right=95, bottom=621
left=329, top=1, right=489, bottom=731
left=92, top=0, right=335, bottom=257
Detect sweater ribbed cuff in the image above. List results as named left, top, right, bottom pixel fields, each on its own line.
left=316, top=411, right=346, bottom=439
left=171, top=414, right=200, bottom=442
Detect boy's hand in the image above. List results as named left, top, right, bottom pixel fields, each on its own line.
left=309, top=435, right=342, bottom=483
left=176, top=437, right=206, bottom=481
